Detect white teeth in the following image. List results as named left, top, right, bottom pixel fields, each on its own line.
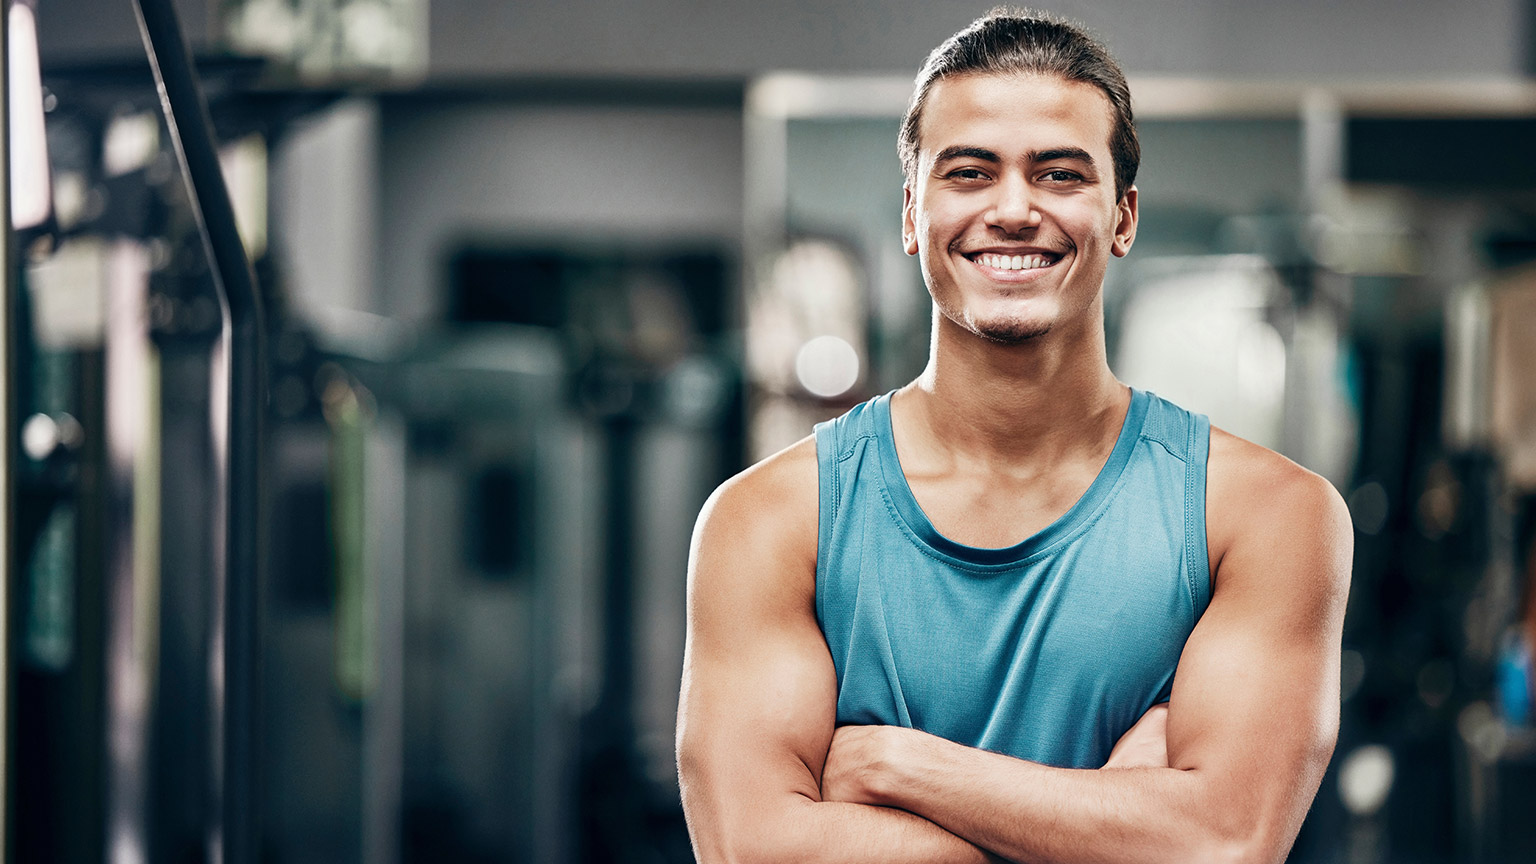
left=976, top=253, right=1052, bottom=271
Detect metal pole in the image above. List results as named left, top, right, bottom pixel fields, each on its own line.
left=125, top=2, right=265, bottom=863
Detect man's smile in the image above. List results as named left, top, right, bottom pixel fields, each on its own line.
left=959, top=246, right=1066, bottom=280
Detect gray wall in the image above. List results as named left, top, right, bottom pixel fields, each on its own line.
left=375, top=101, right=742, bottom=323
left=38, top=0, right=1531, bottom=81
left=38, top=0, right=210, bottom=64
left=270, top=100, right=380, bottom=325
left=429, top=0, right=1527, bottom=79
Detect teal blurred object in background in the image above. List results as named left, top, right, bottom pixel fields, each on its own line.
left=1498, top=632, right=1532, bottom=726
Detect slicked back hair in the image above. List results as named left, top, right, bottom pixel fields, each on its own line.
left=899, top=8, right=1139, bottom=201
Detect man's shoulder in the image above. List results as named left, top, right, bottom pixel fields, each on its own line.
left=1206, top=426, right=1346, bottom=516
left=1205, top=426, right=1352, bottom=592
left=703, top=434, right=819, bottom=525
left=691, top=435, right=820, bottom=587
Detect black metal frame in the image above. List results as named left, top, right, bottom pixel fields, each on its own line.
left=127, top=1, right=265, bottom=862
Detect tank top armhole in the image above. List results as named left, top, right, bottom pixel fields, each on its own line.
left=813, top=417, right=840, bottom=628
left=1185, top=412, right=1213, bottom=618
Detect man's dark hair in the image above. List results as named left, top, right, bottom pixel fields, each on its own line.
left=899, top=8, right=1139, bottom=201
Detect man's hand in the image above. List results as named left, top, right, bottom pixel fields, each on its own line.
left=1103, top=702, right=1169, bottom=769
left=822, top=725, right=914, bottom=806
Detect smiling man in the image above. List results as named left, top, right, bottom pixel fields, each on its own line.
left=677, top=9, right=1352, bottom=864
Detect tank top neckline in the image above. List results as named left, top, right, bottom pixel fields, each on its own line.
left=872, top=387, right=1150, bottom=567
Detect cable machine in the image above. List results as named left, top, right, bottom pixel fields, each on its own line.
left=4, top=0, right=265, bottom=860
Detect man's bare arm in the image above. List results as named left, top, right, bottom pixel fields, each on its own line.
left=676, top=438, right=1001, bottom=864
left=821, top=430, right=1353, bottom=864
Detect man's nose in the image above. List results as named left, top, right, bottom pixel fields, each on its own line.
left=986, top=174, right=1040, bottom=232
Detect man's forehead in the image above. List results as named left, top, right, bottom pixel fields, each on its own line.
left=917, top=72, right=1115, bottom=158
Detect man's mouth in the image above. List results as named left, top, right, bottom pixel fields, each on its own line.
left=966, top=251, right=1061, bottom=272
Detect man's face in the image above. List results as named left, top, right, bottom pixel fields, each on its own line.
left=903, top=72, right=1137, bottom=344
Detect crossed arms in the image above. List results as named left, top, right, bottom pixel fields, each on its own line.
left=677, top=430, right=1352, bottom=864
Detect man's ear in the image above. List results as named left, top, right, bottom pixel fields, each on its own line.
left=902, top=185, right=919, bottom=256
left=1111, top=186, right=1138, bottom=258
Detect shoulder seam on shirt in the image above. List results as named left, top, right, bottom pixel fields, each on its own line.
left=1183, top=417, right=1201, bottom=624
left=832, top=432, right=879, bottom=527
left=837, top=433, right=878, bottom=463
left=1139, top=431, right=1189, bottom=463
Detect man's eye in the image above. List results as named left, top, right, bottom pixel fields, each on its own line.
left=947, top=168, right=989, bottom=180
left=1042, top=169, right=1081, bottom=182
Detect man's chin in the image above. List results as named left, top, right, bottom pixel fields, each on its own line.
left=970, top=317, right=1053, bottom=344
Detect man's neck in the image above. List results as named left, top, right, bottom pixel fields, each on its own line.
left=897, top=307, right=1127, bottom=472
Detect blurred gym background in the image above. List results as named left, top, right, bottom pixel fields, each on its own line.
left=5, top=0, right=1536, bottom=862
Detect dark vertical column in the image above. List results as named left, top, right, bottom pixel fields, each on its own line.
left=582, top=410, right=641, bottom=864
left=156, top=333, right=219, bottom=863
left=601, top=415, right=636, bottom=745
left=578, top=357, right=645, bottom=864
left=71, top=351, right=110, bottom=864
left=127, top=1, right=266, bottom=862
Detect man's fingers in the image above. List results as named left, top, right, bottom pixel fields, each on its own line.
left=1104, top=702, right=1170, bottom=769
left=1139, top=702, right=1169, bottom=728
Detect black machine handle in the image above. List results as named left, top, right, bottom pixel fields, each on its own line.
left=127, top=1, right=265, bottom=861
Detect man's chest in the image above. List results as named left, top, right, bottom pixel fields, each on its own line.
left=904, top=468, right=1101, bottom=548
left=823, top=530, right=1197, bottom=767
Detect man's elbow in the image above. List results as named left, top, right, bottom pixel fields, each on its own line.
left=1199, top=822, right=1301, bottom=864
left=1190, top=830, right=1283, bottom=864
left=1194, top=735, right=1335, bottom=864
left=688, top=810, right=787, bottom=864
left=691, top=815, right=823, bottom=864
left=681, top=779, right=820, bottom=864
left=688, top=830, right=764, bottom=864
left=692, top=829, right=801, bottom=864
left=1193, top=784, right=1317, bottom=864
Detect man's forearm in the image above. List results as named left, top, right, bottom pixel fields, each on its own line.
left=776, top=797, right=1004, bottom=864
left=888, top=745, right=1221, bottom=864
left=825, top=727, right=1294, bottom=864
left=689, top=790, right=1003, bottom=864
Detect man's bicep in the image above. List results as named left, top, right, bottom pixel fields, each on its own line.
left=677, top=455, right=839, bottom=854
left=680, top=616, right=839, bottom=800
left=1165, top=583, right=1343, bottom=771
left=1164, top=468, right=1351, bottom=845
left=680, top=575, right=838, bottom=799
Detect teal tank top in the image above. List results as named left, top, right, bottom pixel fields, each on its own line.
left=814, top=388, right=1211, bottom=769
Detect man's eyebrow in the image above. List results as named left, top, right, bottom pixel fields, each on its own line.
left=931, top=145, right=1099, bottom=169
left=932, top=145, right=1001, bottom=165
left=1029, top=147, right=1097, bottom=167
